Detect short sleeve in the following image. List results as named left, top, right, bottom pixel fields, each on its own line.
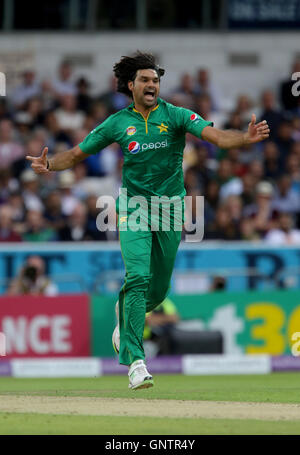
left=78, top=116, right=114, bottom=155
left=177, top=107, right=213, bottom=139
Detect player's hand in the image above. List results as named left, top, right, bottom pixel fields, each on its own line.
left=26, top=147, right=50, bottom=174
left=244, top=114, right=270, bottom=145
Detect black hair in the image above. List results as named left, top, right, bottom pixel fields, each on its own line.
left=113, top=51, right=165, bottom=98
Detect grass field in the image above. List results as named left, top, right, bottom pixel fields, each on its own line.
left=0, top=373, right=300, bottom=435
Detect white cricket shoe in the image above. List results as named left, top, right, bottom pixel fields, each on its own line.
left=128, top=360, right=154, bottom=390
left=112, top=301, right=120, bottom=354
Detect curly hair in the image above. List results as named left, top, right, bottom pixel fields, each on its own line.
left=113, top=51, right=165, bottom=98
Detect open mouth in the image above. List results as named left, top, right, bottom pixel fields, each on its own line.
left=144, top=90, right=155, bottom=101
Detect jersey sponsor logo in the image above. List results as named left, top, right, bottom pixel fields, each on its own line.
left=126, top=126, right=136, bottom=136
left=141, top=140, right=168, bottom=151
left=190, top=113, right=200, bottom=122
left=128, top=141, right=140, bottom=154
left=128, top=140, right=168, bottom=153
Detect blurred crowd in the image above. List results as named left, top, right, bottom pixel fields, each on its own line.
left=0, top=58, right=300, bottom=244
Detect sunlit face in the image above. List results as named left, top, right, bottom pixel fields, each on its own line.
left=128, top=69, right=160, bottom=109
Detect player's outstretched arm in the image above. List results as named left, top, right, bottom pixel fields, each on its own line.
left=26, top=145, right=87, bottom=174
left=201, top=114, right=270, bottom=149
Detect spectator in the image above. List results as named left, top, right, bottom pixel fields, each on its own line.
left=240, top=218, right=260, bottom=241
left=12, top=136, right=45, bottom=179
left=143, top=298, right=180, bottom=357
left=214, top=159, right=235, bottom=192
left=173, top=72, right=196, bottom=98
left=262, top=141, right=282, bottom=182
left=54, top=94, right=85, bottom=134
left=43, top=190, right=66, bottom=231
left=97, top=75, right=129, bottom=115
left=219, top=160, right=243, bottom=201
left=0, top=98, right=10, bottom=121
left=185, top=144, right=214, bottom=193
left=275, top=120, right=295, bottom=166
left=203, top=179, right=220, bottom=223
left=184, top=168, right=200, bottom=195
left=76, top=77, right=93, bottom=113
left=290, top=141, right=300, bottom=160
left=0, top=205, right=22, bottom=242
left=243, top=181, right=278, bottom=236
left=285, top=153, right=300, bottom=194
left=0, top=119, right=24, bottom=168
left=272, top=174, right=300, bottom=214
left=167, top=92, right=193, bottom=110
left=11, top=70, right=41, bottom=109
left=20, top=169, right=44, bottom=212
left=223, top=111, right=243, bottom=131
left=51, top=60, right=77, bottom=97
left=86, top=194, right=110, bottom=241
left=194, top=93, right=226, bottom=129
left=265, top=212, right=300, bottom=245
left=248, top=160, right=265, bottom=186
left=205, top=204, right=241, bottom=240
left=258, top=90, right=283, bottom=141
left=194, top=68, right=221, bottom=112
left=57, top=170, right=80, bottom=216
left=7, top=191, right=26, bottom=232
left=0, top=169, right=18, bottom=204
left=85, top=142, right=121, bottom=178
left=235, top=94, right=253, bottom=125
left=57, top=202, right=96, bottom=241
left=239, top=173, right=256, bottom=207
left=223, top=195, right=243, bottom=225
left=169, top=72, right=196, bottom=109
left=7, top=255, right=58, bottom=296
left=88, top=101, right=109, bottom=127
left=43, top=111, right=72, bottom=148
left=22, top=210, right=56, bottom=242
left=292, top=118, right=300, bottom=142
left=210, top=276, right=227, bottom=291
left=22, top=96, right=45, bottom=129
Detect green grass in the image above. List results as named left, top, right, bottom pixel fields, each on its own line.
left=0, top=372, right=300, bottom=403
left=0, top=413, right=299, bottom=435
left=0, top=373, right=300, bottom=435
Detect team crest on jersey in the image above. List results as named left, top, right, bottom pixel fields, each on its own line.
left=157, top=122, right=168, bottom=133
left=128, top=141, right=140, bottom=154
left=126, top=126, right=136, bottom=136
left=190, top=113, right=200, bottom=121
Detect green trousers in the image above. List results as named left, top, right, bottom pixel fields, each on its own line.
left=118, top=228, right=182, bottom=366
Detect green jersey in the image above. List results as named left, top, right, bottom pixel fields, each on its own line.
left=79, top=97, right=212, bottom=202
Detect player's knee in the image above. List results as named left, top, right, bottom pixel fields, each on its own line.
left=127, top=272, right=151, bottom=290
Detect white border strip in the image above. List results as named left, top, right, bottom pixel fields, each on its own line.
left=182, top=354, right=271, bottom=375
left=11, top=358, right=102, bottom=378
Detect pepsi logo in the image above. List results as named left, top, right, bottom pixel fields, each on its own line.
left=128, top=141, right=140, bottom=154
left=190, top=113, right=199, bottom=121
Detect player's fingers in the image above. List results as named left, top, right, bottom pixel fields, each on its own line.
left=31, top=166, right=49, bottom=174
left=256, top=124, right=269, bottom=132
left=256, top=120, right=268, bottom=128
left=257, top=128, right=270, bottom=135
left=250, top=113, right=256, bottom=125
left=25, top=156, right=36, bottom=162
left=41, top=147, right=48, bottom=158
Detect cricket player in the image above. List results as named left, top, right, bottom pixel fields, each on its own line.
left=27, top=51, right=270, bottom=390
